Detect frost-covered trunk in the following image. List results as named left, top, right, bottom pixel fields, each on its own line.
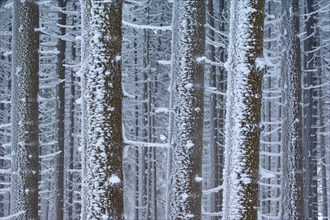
left=205, top=0, right=226, bottom=216
left=222, top=0, right=265, bottom=219
left=302, top=0, right=318, bottom=219
left=169, top=1, right=205, bottom=219
left=55, top=0, right=67, bottom=219
left=81, top=0, right=124, bottom=219
left=0, top=4, right=12, bottom=217
left=259, top=1, right=283, bottom=218
left=10, top=0, right=40, bottom=219
left=280, top=0, right=304, bottom=219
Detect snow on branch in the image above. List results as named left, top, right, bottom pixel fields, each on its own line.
left=157, top=60, right=171, bottom=65
left=0, top=123, right=10, bottom=129
left=122, top=20, right=172, bottom=31
left=39, top=150, right=62, bottom=159
left=203, top=185, right=223, bottom=195
left=202, top=212, right=223, bottom=217
left=0, top=169, right=10, bottom=174
left=205, top=86, right=226, bottom=96
left=124, top=139, right=169, bottom=149
left=0, top=211, right=26, bottom=220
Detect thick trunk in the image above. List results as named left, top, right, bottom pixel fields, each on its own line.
left=222, top=0, right=265, bottom=219
left=81, top=0, right=124, bottom=219
left=169, top=1, right=206, bottom=219
left=10, top=0, right=40, bottom=219
left=281, top=0, right=304, bottom=219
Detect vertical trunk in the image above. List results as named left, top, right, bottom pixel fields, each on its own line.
left=81, top=0, right=124, bottom=219
left=67, top=2, right=77, bottom=216
left=10, top=0, right=39, bottom=219
left=0, top=6, right=12, bottom=217
left=302, top=0, right=318, bottom=219
left=222, top=0, right=265, bottom=219
left=143, top=5, right=151, bottom=218
left=319, top=75, right=328, bottom=219
left=281, top=0, right=304, bottom=219
left=169, top=1, right=205, bottom=219
left=133, top=23, right=140, bottom=220
left=55, top=1, right=67, bottom=219
left=207, top=0, right=220, bottom=216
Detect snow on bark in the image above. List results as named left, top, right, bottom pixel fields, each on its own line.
left=222, top=0, right=265, bottom=219
left=80, top=0, right=124, bottom=219
left=280, top=0, right=304, bottom=219
left=169, top=1, right=205, bottom=219
left=10, top=0, right=40, bottom=219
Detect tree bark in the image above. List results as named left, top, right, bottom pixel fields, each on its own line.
left=81, top=0, right=124, bottom=219
left=281, top=0, right=304, bottom=219
left=55, top=0, right=67, bottom=219
left=10, top=0, right=39, bottom=219
left=302, top=0, right=318, bottom=218
left=169, top=1, right=205, bottom=219
left=222, top=0, right=265, bottom=219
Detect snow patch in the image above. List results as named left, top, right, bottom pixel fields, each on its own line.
left=102, top=215, right=109, bottom=220
left=181, top=193, right=189, bottom=201
left=196, top=56, right=206, bottom=63
left=195, top=175, right=203, bottom=182
left=256, top=57, right=265, bottom=70
left=155, top=107, right=169, bottom=113
left=184, top=83, right=193, bottom=90
left=76, top=97, right=82, bottom=105
left=109, top=174, right=121, bottom=185
left=160, top=134, right=167, bottom=141
left=186, top=140, right=194, bottom=149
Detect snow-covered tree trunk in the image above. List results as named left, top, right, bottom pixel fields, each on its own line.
left=259, top=1, right=283, bottom=218
left=222, top=0, right=265, bottom=219
left=302, top=0, right=318, bottom=219
left=10, top=0, right=40, bottom=219
left=0, top=3, right=12, bottom=217
left=280, top=0, right=304, bottom=219
left=81, top=0, right=124, bottom=219
left=55, top=0, right=67, bottom=219
left=204, top=0, right=227, bottom=216
left=169, top=1, right=205, bottom=219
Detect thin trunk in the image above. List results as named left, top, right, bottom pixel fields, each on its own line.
left=68, top=2, right=77, bottom=215
left=207, top=0, right=220, bottom=216
left=55, top=1, right=67, bottom=219
left=302, top=0, right=318, bottom=219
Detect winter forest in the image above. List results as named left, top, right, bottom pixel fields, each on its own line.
left=0, top=0, right=330, bottom=219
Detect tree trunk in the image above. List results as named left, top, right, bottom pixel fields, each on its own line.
left=81, top=0, right=124, bottom=219
left=169, top=1, right=205, bottom=219
left=222, top=0, right=265, bottom=219
left=55, top=0, right=67, bottom=219
left=10, top=0, right=39, bottom=219
left=281, top=0, right=304, bottom=219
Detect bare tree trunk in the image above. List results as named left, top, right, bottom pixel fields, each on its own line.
left=10, top=0, right=39, bottom=219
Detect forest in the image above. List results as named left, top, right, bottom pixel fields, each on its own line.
left=0, top=0, right=329, bottom=219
